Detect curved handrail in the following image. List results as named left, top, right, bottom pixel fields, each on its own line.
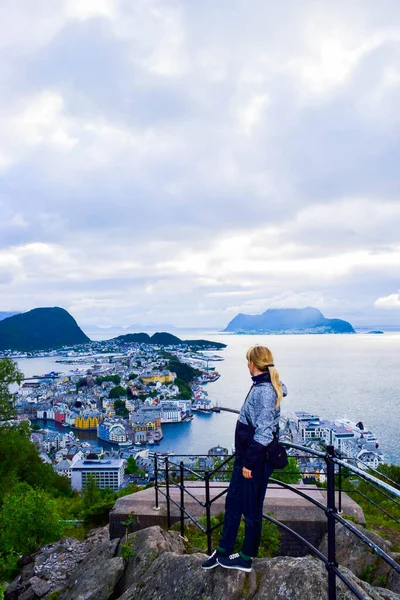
left=332, top=456, right=400, bottom=499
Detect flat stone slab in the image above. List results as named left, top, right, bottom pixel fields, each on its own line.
left=110, top=481, right=365, bottom=556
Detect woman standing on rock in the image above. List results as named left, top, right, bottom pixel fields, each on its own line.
left=201, top=345, right=287, bottom=573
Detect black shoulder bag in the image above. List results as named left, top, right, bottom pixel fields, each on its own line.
left=244, top=410, right=288, bottom=469
left=265, top=429, right=288, bottom=470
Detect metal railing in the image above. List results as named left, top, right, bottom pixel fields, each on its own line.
left=153, top=442, right=400, bottom=600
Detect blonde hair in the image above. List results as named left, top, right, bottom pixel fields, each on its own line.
left=246, top=345, right=283, bottom=408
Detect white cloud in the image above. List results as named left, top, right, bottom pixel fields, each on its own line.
left=65, top=0, right=117, bottom=22
left=0, top=91, right=78, bottom=171
left=0, top=1, right=400, bottom=327
left=374, top=293, right=400, bottom=310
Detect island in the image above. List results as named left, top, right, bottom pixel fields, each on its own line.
left=111, top=331, right=226, bottom=349
left=0, top=307, right=90, bottom=351
left=224, top=307, right=355, bottom=334
left=0, top=307, right=227, bottom=353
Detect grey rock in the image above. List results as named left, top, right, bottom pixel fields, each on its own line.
left=18, top=589, right=35, bottom=600
left=29, top=577, right=51, bottom=597
left=118, top=553, right=213, bottom=600
left=212, top=563, right=257, bottom=600
left=116, top=550, right=400, bottom=600
left=4, top=579, right=23, bottom=600
left=319, top=521, right=397, bottom=587
left=387, top=569, right=400, bottom=595
left=5, top=527, right=113, bottom=600
left=253, top=556, right=355, bottom=600
left=118, top=525, right=186, bottom=594
left=20, top=564, right=35, bottom=584
left=58, top=539, right=125, bottom=600
left=341, top=567, right=400, bottom=600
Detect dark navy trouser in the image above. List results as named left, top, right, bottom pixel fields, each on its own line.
left=218, top=455, right=274, bottom=557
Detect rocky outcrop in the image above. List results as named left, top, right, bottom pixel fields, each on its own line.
left=319, top=522, right=400, bottom=593
left=5, top=526, right=113, bottom=600
left=5, top=525, right=400, bottom=600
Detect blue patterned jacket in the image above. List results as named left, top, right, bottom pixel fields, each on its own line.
left=234, top=372, right=288, bottom=469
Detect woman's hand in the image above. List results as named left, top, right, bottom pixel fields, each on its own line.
left=242, top=467, right=252, bottom=479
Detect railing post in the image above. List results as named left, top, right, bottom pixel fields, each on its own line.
left=154, top=453, right=160, bottom=510
left=326, top=445, right=337, bottom=600
left=180, top=460, right=185, bottom=538
left=205, top=470, right=212, bottom=555
left=338, top=461, right=342, bottom=514
left=165, top=456, right=171, bottom=528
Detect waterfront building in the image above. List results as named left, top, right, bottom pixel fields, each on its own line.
left=294, top=411, right=320, bottom=430
left=66, top=411, right=79, bottom=426
left=97, top=418, right=128, bottom=444
left=159, top=401, right=182, bottom=423
left=54, top=409, right=66, bottom=424
left=298, top=417, right=330, bottom=441
left=70, top=459, right=125, bottom=491
left=74, top=412, right=100, bottom=430
left=329, top=425, right=356, bottom=452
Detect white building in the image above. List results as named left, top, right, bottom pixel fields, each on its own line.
left=71, top=459, right=125, bottom=491
left=160, top=401, right=182, bottom=423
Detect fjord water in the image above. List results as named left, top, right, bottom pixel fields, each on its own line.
left=174, top=332, right=400, bottom=465
left=18, top=333, right=400, bottom=464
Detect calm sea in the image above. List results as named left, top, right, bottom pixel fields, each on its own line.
left=17, top=333, right=400, bottom=465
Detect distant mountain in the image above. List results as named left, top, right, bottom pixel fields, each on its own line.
left=0, top=312, right=19, bottom=321
left=224, top=307, right=355, bottom=334
left=112, top=331, right=226, bottom=348
left=0, top=307, right=91, bottom=351
left=125, top=323, right=180, bottom=332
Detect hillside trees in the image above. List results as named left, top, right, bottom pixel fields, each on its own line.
left=0, top=357, right=23, bottom=420
left=0, top=358, right=73, bottom=580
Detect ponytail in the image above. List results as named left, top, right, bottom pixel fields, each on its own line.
left=246, top=345, right=283, bottom=408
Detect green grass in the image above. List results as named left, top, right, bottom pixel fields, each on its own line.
left=171, top=513, right=280, bottom=558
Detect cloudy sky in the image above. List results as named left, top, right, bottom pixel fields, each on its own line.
left=1, top=0, right=400, bottom=329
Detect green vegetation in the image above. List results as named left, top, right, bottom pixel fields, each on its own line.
left=165, top=356, right=201, bottom=383
left=0, top=358, right=145, bottom=585
left=173, top=513, right=280, bottom=558
left=120, top=542, right=136, bottom=560
left=0, top=483, right=63, bottom=555
left=121, top=512, right=137, bottom=560
left=96, top=374, right=121, bottom=385
left=0, top=357, right=23, bottom=420
left=76, top=377, right=88, bottom=391
left=174, top=377, right=192, bottom=399
left=343, top=464, right=400, bottom=536
left=0, top=359, right=72, bottom=580
left=108, top=385, right=126, bottom=399
left=114, top=399, right=129, bottom=418
left=125, top=456, right=145, bottom=477
left=272, top=457, right=302, bottom=484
